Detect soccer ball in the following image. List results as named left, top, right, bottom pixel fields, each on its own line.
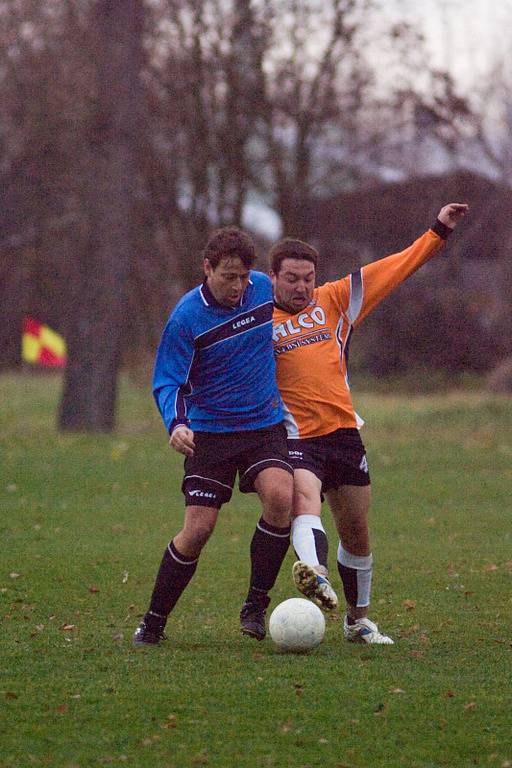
left=269, top=598, right=325, bottom=653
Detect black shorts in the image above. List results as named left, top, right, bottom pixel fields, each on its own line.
left=182, top=423, right=293, bottom=508
left=287, top=428, right=370, bottom=492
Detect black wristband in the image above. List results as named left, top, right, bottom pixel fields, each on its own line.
left=431, top=218, right=452, bottom=240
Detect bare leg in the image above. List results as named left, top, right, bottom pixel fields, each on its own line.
left=326, top=485, right=393, bottom=644
left=173, top=505, right=219, bottom=558
left=326, top=485, right=371, bottom=619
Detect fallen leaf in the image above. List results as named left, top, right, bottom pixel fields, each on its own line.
left=445, top=690, right=456, bottom=698
left=5, top=691, right=18, bottom=700
left=9, top=573, right=20, bottom=579
left=464, top=701, right=477, bottom=711
left=484, top=563, right=498, bottom=572
left=60, top=624, right=76, bottom=631
left=390, top=687, right=405, bottom=694
left=410, top=650, right=423, bottom=658
left=56, top=704, right=68, bottom=714
left=403, top=599, right=416, bottom=610
left=88, top=585, right=100, bottom=593
left=280, top=720, right=292, bottom=733
left=122, top=571, right=129, bottom=584
left=161, top=714, right=177, bottom=729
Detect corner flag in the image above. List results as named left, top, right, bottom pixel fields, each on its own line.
left=22, top=317, right=67, bottom=367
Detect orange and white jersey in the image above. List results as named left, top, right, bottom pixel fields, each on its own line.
left=273, top=228, right=446, bottom=438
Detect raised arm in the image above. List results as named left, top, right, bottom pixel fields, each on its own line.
left=349, top=202, right=469, bottom=327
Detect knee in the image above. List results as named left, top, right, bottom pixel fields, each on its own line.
left=180, top=516, right=217, bottom=552
left=263, top=485, right=293, bottom=526
left=339, top=523, right=370, bottom=556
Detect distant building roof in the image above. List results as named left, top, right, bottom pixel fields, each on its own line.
left=305, top=170, right=512, bottom=281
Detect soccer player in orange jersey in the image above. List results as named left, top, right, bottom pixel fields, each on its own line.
left=269, top=203, right=468, bottom=644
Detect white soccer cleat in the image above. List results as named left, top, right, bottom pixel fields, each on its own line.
left=292, top=561, right=339, bottom=611
left=343, top=615, right=394, bottom=645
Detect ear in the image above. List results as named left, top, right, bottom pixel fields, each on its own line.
left=203, top=257, right=212, bottom=277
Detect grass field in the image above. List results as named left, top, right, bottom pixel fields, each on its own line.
left=1, top=372, right=511, bottom=768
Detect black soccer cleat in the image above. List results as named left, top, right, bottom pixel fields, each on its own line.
left=240, top=597, right=269, bottom=641
left=132, top=620, right=166, bottom=647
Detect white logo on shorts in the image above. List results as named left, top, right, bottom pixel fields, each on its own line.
left=359, top=456, right=369, bottom=473
left=189, top=489, right=217, bottom=499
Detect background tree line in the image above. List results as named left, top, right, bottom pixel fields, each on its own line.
left=1, top=0, right=510, bottom=430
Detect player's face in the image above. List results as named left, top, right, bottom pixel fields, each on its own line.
left=204, top=256, right=250, bottom=307
left=271, top=258, right=316, bottom=313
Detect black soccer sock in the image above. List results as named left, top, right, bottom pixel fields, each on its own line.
left=336, top=543, right=373, bottom=614
left=144, top=540, right=198, bottom=629
left=245, top=517, right=290, bottom=604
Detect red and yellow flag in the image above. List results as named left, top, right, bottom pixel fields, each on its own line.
left=22, top=317, right=67, bottom=367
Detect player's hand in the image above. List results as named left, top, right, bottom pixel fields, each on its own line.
left=438, top=203, right=469, bottom=229
left=169, top=425, right=195, bottom=456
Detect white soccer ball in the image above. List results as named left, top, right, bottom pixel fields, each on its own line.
left=269, top=597, right=325, bottom=653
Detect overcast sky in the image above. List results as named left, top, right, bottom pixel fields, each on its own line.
left=245, top=0, right=512, bottom=236
left=392, top=0, right=511, bottom=90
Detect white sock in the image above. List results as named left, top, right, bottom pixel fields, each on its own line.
left=337, top=543, right=373, bottom=608
left=292, top=514, right=328, bottom=569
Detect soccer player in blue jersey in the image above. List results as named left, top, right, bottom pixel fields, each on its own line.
left=133, top=226, right=294, bottom=645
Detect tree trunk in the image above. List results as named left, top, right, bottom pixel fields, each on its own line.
left=0, top=252, right=27, bottom=370
left=58, top=0, right=143, bottom=432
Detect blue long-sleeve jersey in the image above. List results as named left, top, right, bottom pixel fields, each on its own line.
left=153, top=271, right=284, bottom=433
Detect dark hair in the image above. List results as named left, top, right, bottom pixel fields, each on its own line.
left=203, top=226, right=256, bottom=269
left=269, top=238, right=319, bottom=274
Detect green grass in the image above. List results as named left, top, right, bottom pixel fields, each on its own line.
left=1, top=372, right=511, bottom=768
